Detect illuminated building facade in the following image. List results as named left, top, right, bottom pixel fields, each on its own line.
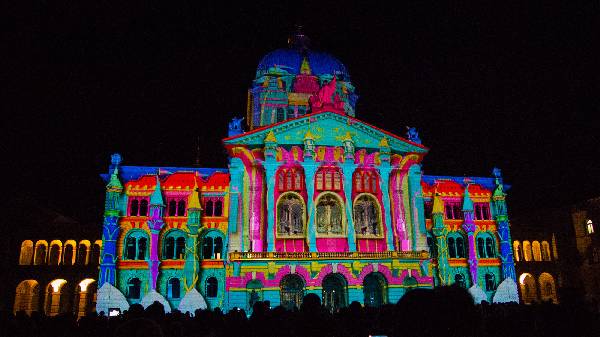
left=95, top=32, right=519, bottom=314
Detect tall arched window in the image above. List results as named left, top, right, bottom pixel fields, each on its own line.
left=477, top=233, right=496, bottom=258
left=280, top=274, right=304, bottom=310
left=485, top=273, right=496, bottom=291
left=455, top=274, right=466, bottom=288
left=363, top=272, right=387, bottom=307
left=93, top=241, right=102, bottom=265
left=124, top=231, right=149, bottom=260
left=127, top=278, right=141, bottom=300
left=76, top=241, right=90, bottom=265
left=447, top=233, right=466, bottom=258
left=317, top=193, right=344, bottom=235
left=48, top=242, right=62, bottom=266
left=541, top=241, right=551, bottom=261
left=277, top=167, right=304, bottom=192
left=45, top=279, right=68, bottom=316
left=34, top=241, right=48, bottom=265
left=14, top=280, right=40, bottom=315
left=168, top=278, right=181, bottom=299
left=162, top=230, right=186, bottom=259
left=523, top=241, right=532, bottom=261
left=75, top=279, right=96, bottom=318
left=513, top=241, right=521, bottom=262
left=19, top=240, right=34, bottom=265
left=315, top=167, right=342, bottom=191
left=130, top=199, right=139, bottom=216
left=214, top=200, right=223, bottom=216
left=201, top=232, right=224, bottom=259
left=532, top=241, right=542, bottom=261
left=353, top=194, right=381, bottom=237
left=205, top=200, right=214, bottom=216
left=519, top=273, right=537, bottom=304
left=277, top=193, right=305, bottom=237
left=206, top=277, right=218, bottom=298
left=322, top=273, right=348, bottom=312
left=63, top=242, right=75, bottom=266
left=448, top=237, right=456, bottom=258
left=353, top=169, right=379, bottom=194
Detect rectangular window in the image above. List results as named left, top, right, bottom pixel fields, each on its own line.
left=474, top=203, right=491, bottom=220
left=424, top=201, right=433, bottom=219
left=445, top=202, right=461, bottom=220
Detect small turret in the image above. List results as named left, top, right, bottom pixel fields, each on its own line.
left=149, top=176, right=165, bottom=220
left=462, top=185, right=474, bottom=212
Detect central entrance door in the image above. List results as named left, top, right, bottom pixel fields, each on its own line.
left=322, top=273, right=347, bottom=313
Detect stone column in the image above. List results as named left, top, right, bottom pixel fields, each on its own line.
left=408, top=165, right=428, bottom=251
left=341, top=162, right=357, bottom=252
left=264, top=162, right=278, bottom=252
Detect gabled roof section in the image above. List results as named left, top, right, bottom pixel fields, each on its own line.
left=223, top=111, right=428, bottom=154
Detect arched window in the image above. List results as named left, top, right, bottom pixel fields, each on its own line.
left=363, top=272, right=387, bottom=307
left=91, top=241, right=102, bottom=265
left=206, top=277, right=218, bottom=298
left=14, top=280, right=40, bottom=315
left=48, top=242, right=62, bottom=266
left=353, top=194, right=381, bottom=237
left=162, top=230, right=186, bottom=260
left=45, top=279, right=68, bottom=316
left=201, top=231, right=225, bottom=259
left=139, top=200, right=148, bottom=216
left=485, top=273, right=496, bottom=291
left=532, top=241, right=542, bottom=261
left=19, top=240, right=34, bottom=265
left=513, top=241, right=521, bottom=262
left=76, top=241, right=90, bottom=265
left=477, top=233, right=496, bottom=258
left=168, top=200, right=177, bottom=216
left=63, top=242, right=75, bottom=266
left=34, top=241, right=48, bottom=265
left=315, top=167, right=342, bottom=191
left=523, top=241, right=532, bottom=261
left=427, top=235, right=437, bottom=258
left=455, top=274, right=466, bottom=288
left=277, top=167, right=304, bottom=192
left=456, top=236, right=466, bottom=258
left=539, top=273, right=557, bottom=303
left=280, top=274, right=304, bottom=310
left=168, top=278, right=181, bottom=299
left=277, top=193, right=305, bottom=237
left=447, top=233, right=466, bottom=258
left=317, top=193, right=344, bottom=235
left=130, top=199, right=139, bottom=216
left=541, top=241, right=551, bottom=261
left=75, top=279, right=96, bottom=318
left=322, top=273, right=348, bottom=312
left=353, top=170, right=379, bottom=194
left=247, top=280, right=264, bottom=311
left=519, top=273, right=537, bottom=304
left=127, top=278, right=141, bottom=300
left=124, top=231, right=149, bottom=260
left=448, top=237, right=456, bottom=258
left=214, top=200, right=223, bottom=216
left=177, top=200, right=186, bottom=216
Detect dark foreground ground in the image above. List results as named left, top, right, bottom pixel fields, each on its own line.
left=2, top=286, right=599, bottom=337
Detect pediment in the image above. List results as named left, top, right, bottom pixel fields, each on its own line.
left=224, top=111, right=427, bottom=154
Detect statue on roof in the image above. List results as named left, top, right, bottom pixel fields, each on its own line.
left=406, top=127, right=421, bottom=144
left=310, top=76, right=345, bottom=113
left=228, top=117, right=245, bottom=137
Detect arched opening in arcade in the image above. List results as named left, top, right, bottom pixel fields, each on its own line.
left=19, top=240, right=34, bottom=265
left=513, top=241, right=522, bottom=262
left=519, top=273, right=537, bottom=304
left=280, top=274, right=305, bottom=311
left=77, top=240, right=90, bottom=265
left=48, top=240, right=62, bottom=265
left=363, top=272, right=388, bottom=307
left=74, top=279, right=97, bottom=318
left=246, top=279, right=264, bottom=312
left=322, top=273, right=348, bottom=313
left=532, top=241, right=542, bottom=261
left=91, top=240, right=102, bottom=265
left=539, top=272, right=558, bottom=304
left=63, top=240, right=77, bottom=266
left=522, top=241, right=532, bottom=261
left=44, top=279, right=70, bottom=316
left=14, top=280, right=40, bottom=315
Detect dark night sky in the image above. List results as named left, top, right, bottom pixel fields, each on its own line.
left=4, top=2, right=599, bottom=225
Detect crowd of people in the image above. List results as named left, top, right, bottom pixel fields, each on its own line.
left=2, top=286, right=599, bottom=337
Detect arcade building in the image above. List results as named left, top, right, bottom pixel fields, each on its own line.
left=93, top=32, right=519, bottom=314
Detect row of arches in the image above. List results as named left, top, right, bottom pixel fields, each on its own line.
left=14, top=279, right=97, bottom=318
left=519, top=272, right=558, bottom=304
left=277, top=192, right=384, bottom=238
left=123, top=230, right=224, bottom=260
left=19, top=240, right=102, bottom=266
left=513, top=240, right=552, bottom=262
left=126, top=276, right=219, bottom=301
left=430, top=232, right=497, bottom=259
left=249, top=272, right=401, bottom=312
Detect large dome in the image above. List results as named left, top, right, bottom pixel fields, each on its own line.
left=256, top=48, right=350, bottom=80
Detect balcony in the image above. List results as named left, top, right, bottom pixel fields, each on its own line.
left=229, top=250, right=429, bottom=261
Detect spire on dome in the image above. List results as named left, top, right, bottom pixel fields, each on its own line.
left=300, top=57, right=312, bottom=75
left=288, top=25, right=310, bottom=51
left=150, top=176, right=164, bottom=206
